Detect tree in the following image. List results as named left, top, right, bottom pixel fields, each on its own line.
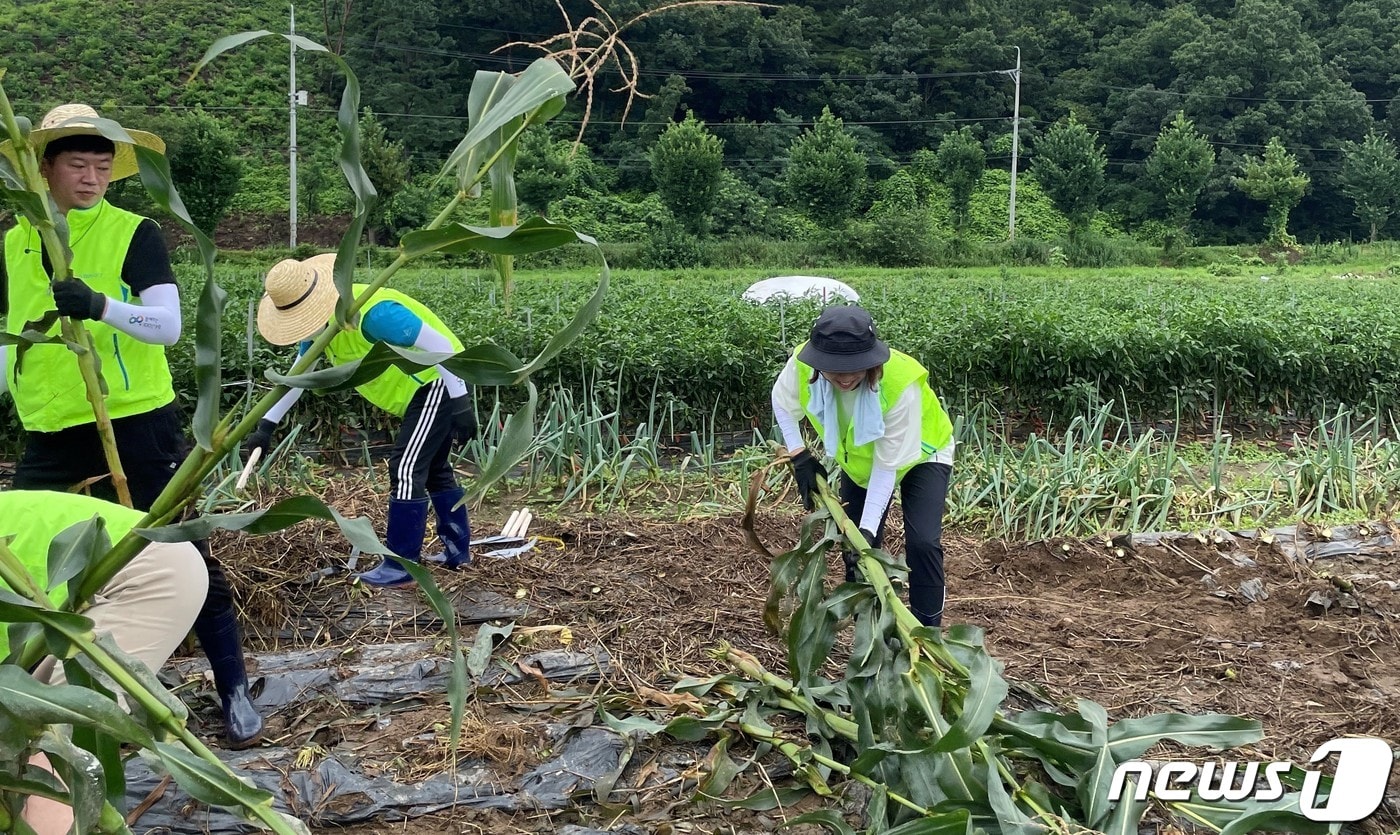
left=359, top=107, right=409, bottom=245
left=1031, top=116, right=1107, bottom=236
left=517, top=131, right=579, bottom=215
left=1339, top=133, right=1400, bottom=242
left=782, top=106, right=867, bottom=227
left=337, top=0, right=465, bottom=157
left=649, top=113, right=726, bottom=234
left=1145, top=112, right=1214, bottom=247
left=934, top=127, right=986, bottom=235
left=1234, top=137, right=1309, bottom=246
left=120, top=108, right=243, bottom=234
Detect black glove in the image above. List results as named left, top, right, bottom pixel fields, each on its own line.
left=449, top=393, right=478, bottom=444
left=790, top=448, right=828, bottom=510
left=844, top=528, right=878, bottom=583
left=52, top=278, right=107, bottom=320
left=244, top=418, right=278, bottom=458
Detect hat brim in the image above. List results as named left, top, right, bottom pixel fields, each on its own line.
left=256, top=254, right=341, bottom=345
left=798, top=340, right=891, bottom=373
left=0, top=126, right=165, bottom=182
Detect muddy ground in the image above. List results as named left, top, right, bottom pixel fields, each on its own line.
left=165, top=489, right=1400, bottom=834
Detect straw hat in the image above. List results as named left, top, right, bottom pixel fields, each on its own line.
left=0, top=103, right=165, bottom=181
left=257, top=253, right=340, bottom=345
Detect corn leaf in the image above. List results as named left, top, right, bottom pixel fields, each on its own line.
left=0, top=666, right=153, bottom=748
left=1107, top=713, right=1263, bottom=759
left=131, top=144, right=222, bottom=450
left=62, top=660, right=126, bottom=809
left=136, top=495, right=389, bottom=554
left=151, top=741, right=280, bottom=816
left=884, top=810, right=974, bottom=835
left=469, top=381, right=538, bottom=502
left=395, top=560, right=467, bottom=753
left=784, top=810, right=857, bottom=835
left=267, top=341, right=523, bottom=390
left=441, top=58, right=575, bottom=192
left=34, top=728, right=105, bottom=835
left=1099, top=775, right=1149, bottom=835
left=44, top=516, right=109, bottom=596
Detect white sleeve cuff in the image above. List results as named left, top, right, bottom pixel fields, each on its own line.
left=859, top=466, right=897, bottom=534
left=100, top=283, right=182, bottom=345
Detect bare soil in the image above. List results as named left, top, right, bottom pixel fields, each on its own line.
left=181, top=486, right=1400, bottom=834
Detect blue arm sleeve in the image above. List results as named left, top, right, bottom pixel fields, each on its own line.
left=360, top=301, right=424, bottom=347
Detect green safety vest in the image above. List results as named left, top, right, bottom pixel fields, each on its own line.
left=0, top=491, right=145, bottom=658
left=3, top=201, right=175, bottom=432
left=326, top=284, right=465, bottom=417
left=795, top=346, right=954, bottom=487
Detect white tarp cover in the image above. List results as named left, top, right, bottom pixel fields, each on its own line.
left=742, top=275, right=859, bottom=305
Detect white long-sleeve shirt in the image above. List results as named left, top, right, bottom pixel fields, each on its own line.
left=771, top=355, right=953, bottom=532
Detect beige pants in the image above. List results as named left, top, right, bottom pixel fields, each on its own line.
left=33, top=540, right=209, bottom=685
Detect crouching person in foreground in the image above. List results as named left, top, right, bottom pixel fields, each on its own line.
left=245, top=254, right=478, bottom=588
left=0, top=490, right=209, bottom=835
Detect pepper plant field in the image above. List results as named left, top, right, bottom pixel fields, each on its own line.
left=143, top=257, right=1400, bottom=442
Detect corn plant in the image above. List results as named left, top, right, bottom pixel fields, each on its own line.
left=656, top=473, right=1338, bottom=834
left=0, top=25, right=612, bottom=832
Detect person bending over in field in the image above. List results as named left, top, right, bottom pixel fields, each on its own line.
left=245, top=254, right=478, bottom=588
left=0, top=490, right=208, bottom=835
left=0, top=103, right=262, bottom=748
left=771, top=305, right=956, bottom=626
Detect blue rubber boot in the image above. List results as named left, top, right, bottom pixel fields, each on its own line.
left=358, top=498, right=429, bottom=588
left=424, top=487, right=472, bottom=569
left=194, top=599, right=264, bottom=749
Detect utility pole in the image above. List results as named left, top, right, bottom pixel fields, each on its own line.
left=289, top=2, right=298, bottom=248
left=1006, top=46, right=1022, bottom=241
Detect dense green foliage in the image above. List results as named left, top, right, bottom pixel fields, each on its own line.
left=7, top=0, right=1400, bottom=247
left=1339, top=133, right=1400, bottom=242
left=649, top=113, right=725, bottom=234
left=12, top=264, right=1397, bottom=453
left=1235, top=138, right=1310, bottom=246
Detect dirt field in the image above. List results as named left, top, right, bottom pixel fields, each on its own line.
left=167, top=495, right=1400, bottom=834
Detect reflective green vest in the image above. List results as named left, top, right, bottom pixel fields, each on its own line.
left=0, top=491, right=145, bottom=657
left=325, top=285, right=465, bottom=417
left=3, top=201, right=175, bottom=432
left=795, top=346, right=953, bottom=487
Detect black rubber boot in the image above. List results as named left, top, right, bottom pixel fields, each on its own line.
left=425, top=487, right=472, bottom=569
left=359, top=497, right=430, bottom=587
left=194, top=595, right=264, bottom=749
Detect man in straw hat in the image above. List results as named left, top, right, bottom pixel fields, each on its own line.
left=0, top=103, right=264, bottom=748
left=245, top=253, right=478, bottom=588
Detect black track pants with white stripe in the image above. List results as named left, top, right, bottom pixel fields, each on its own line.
left=388, top=380, right=459, bottom=500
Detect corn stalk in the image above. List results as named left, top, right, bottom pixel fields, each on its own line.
left=681, top=452, right=1343, bottom=834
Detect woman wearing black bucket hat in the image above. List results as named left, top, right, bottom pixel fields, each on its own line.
left=771, top=305, right=955, bottom=626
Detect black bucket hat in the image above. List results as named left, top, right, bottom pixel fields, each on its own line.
left=798, top=305, right=891, bottom=372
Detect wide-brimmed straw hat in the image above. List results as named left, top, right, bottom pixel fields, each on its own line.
left=0, top=103, right=165, bottom=181
left=798, top=305, right=891, bottom=373
left=257, top=253, right=340, bottom=345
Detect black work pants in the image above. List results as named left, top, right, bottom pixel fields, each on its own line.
left=389, top=380, right=459, bottom=501
left=13, top=403, right=237, bottom=629
left=839, top=461, right=951, bottom=626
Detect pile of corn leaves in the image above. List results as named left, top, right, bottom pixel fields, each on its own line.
left=601, top=483, right=1339, bottom=835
